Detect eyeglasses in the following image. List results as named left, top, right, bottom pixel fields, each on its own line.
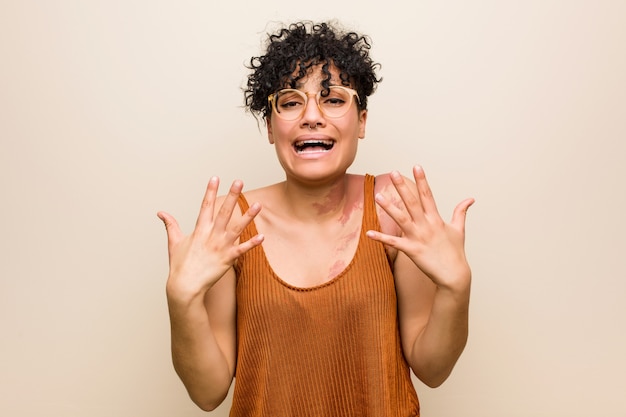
left=268, top=85, right=360, bottom=121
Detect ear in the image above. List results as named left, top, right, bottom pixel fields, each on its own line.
left=266, top=117, right=275, bottom=144
left=358, top=109, right=368, bottom=139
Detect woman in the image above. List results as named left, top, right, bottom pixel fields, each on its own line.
left=157, top=21, right=474, bottom=416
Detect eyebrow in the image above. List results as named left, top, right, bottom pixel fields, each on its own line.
left=292, top=81, right=342, bottom=90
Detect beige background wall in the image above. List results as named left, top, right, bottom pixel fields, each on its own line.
left=1, top=1, right=625, bottom=416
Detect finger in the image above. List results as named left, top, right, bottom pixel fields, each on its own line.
left=225, top=202, right=263, bottom=258
left=232, top=232, right=265, bottom=257
left=365, top=229, right=403, bottom=250
left=412, top=165, right=439, bottom=216
left=228, top=201, right=262, bottom=239
left=195, top=177, right=220, bottom=231
left=156, top=211, right=183, bottom=244
left=451, top=198, right=475, bottom=231
left=389, top=170, right=423, bottom=221
left=374, top=191, right=412, bottom=228
left=212, top=180, right=244, bottom=232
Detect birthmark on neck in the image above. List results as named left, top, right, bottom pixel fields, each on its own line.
left=314, top=182, right=364, bottom=225
left=312, top=182, right=345, bottom=216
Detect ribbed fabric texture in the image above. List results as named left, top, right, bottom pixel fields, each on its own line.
left=232, top=175, right=420, bottom=417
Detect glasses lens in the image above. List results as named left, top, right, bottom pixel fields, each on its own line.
left=319, top=86, right=354, bottom=118
left=272, top=86, right=357, bottom=121
left=274, top=90, right=307, bottom=121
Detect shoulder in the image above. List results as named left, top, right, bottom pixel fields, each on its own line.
left=373, top=171, right=414, bottom=195
left=372, top=173, right=405, bottom=237
left=229, top=182, right=284, bottom=222
left=239, top=182, right=283, bottom=209
left=208, top=182, right=274, bottom=226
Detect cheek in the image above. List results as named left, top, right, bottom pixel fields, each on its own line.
left=267, top=117, right=293, bottom=142
left=272, top=120, right=298, bottom=142
left=347, top=120, right=365, bottom=139
left=269, top=121, right=297, bottom=145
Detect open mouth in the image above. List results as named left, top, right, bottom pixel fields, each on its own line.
left=293, top=140, right=335, bottom=154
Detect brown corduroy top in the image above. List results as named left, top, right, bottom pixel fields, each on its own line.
left=232, top=175, right=420, bottom=417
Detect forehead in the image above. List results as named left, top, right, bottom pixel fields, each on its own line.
left=291, top=63, right=343, bottom=90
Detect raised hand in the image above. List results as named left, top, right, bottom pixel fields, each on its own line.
left=157, top=177, right=264, bottom=300
left=366, top=166, right=474, bottom=291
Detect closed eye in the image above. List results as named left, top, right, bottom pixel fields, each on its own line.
left=281, top=101, right=303, bottom=109
left=321, top=97, right=347, bottom=106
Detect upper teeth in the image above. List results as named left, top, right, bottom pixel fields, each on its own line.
left=294, top=140, right=334, bottom=153
left=295, top=140, right=334, bottom=147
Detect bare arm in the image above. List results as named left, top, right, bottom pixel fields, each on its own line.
left=157, top=178, right=263, bottom=410
left=166, top=268, right=237, bottom=410
left=367, top=166, right=474, bottom=387
left=393, top=252, right=470, bottom=387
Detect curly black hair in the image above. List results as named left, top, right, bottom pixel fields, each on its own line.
left=244, top=21, right=382, bottom=121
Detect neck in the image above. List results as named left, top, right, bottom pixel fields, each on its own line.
left=279, top=175, right=352, bottom=221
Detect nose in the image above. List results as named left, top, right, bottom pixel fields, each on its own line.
left=300, top=93, right=325, bottom=129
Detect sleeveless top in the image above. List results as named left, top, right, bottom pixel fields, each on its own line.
left=232, top=174, right=420, bottom=417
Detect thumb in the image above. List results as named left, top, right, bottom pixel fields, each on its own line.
left=156, top=211, right=183, bottom=244
left=451, top=198, right=475, bottom=231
